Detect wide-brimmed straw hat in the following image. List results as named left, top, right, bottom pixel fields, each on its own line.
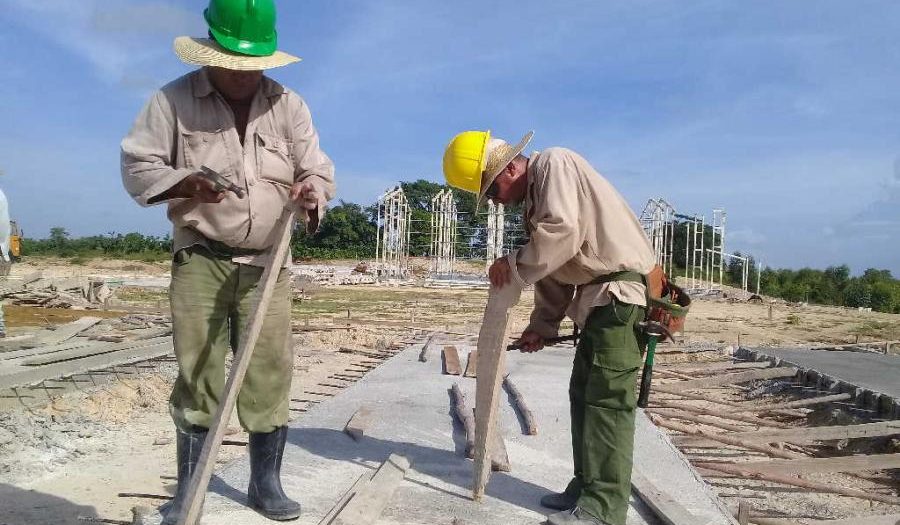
left=477, top=130, right=534, bottom=207
left=173, top=36, right=300, bottom=71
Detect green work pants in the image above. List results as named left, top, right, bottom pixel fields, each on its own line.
left=565, top=299, right=645, bottom=525
left=168, top=246, right=292, bottom=434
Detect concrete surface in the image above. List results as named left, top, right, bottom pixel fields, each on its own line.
left=199, top=341, right=736, bottom=525
left=743, top=347, right=900, bottom=399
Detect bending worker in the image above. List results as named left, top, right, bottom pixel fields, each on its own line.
left=121, top=0, right=334, bottom=522
left=443, top=131, right=656, bottom=525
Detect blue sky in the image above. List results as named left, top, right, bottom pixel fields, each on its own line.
left=1, top=0, right=898, bottom=275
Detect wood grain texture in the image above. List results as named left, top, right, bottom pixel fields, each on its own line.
left=442, top=346, right=462, bottom=375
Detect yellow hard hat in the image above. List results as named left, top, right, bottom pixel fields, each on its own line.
left=442, top=130, right=491, bottom=194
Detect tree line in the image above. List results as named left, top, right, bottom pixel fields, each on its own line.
left=19, top=186, right=900, bottom=313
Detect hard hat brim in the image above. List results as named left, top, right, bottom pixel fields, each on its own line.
left=174, top=37, right=300, bottom=71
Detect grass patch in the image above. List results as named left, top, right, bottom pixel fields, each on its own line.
left=850, top=319, right=900, bottom=341
left=785, top=313, right=801, bottom=325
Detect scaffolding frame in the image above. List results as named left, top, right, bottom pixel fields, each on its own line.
left=430, top=189, right=458, bottom=278
left=374, top=186, right=411, bottom=279
left=639, top=198, right=676, bottom=276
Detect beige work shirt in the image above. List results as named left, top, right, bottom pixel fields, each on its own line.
left=507, top=148, right=657, bottom=338
left=120, top=68, right=335, bottom=266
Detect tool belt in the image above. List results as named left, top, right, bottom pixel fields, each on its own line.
left=586, top=266, right=691, bottom=340
left=204, top=238, right=266, bottom=258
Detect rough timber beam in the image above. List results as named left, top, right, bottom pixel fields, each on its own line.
left=472, top=283, right=522, bottom=501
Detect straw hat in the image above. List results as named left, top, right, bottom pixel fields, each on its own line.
left=173, top=36, right=300, bottom=71
left=477, top=130, right=534, bottom=206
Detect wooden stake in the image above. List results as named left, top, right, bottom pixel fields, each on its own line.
left=176, top=207, right=295, bottom=525
left=660, top=367, right=798, bottom=392
left=464, top=350, right=478, bottom=377
left=695, top=452, right=900, bottom=476
left=450, top=383, right=475, bottom=458
left=503, top=375, right=537, bottom=435
left=472, top=283, right=522, bottom=501
left=736, top=500, right=750, bottom=525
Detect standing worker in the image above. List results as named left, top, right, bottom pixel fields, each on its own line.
left=443, top=131, right=656, bottom=525
left=121, top=0, right=335, bottom=522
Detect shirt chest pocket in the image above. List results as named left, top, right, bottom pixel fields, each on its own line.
left=255, top=132, right=294, bottom=185
left=181, top=129, right=228, bottom=170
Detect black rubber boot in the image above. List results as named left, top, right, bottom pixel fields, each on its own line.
left=161, top=425, right=208, bottom=525
left=540, top=491, right=579, bottom=511
left=248, top=426, right=301, bottom=521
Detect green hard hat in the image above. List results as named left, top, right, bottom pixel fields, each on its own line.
left=204, top=0, right=278, bottom=57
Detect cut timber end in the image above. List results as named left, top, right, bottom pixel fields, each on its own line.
left=472, top=283, right=522, bottom=501
left=464, top=350, right=478, bottom=377
left=343, top=406, right=374, bottom=441
left=442, top=346, right=462, bottom=375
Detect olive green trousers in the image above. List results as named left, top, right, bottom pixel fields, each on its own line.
left=168, top=246, right=292, bottom=434
left=565, top=300, right=645, bottom=525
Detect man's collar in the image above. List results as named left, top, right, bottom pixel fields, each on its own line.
left=191, top=67, right=286, bottom=99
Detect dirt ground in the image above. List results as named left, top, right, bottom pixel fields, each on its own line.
left=0, top=257, right=898, bottom=524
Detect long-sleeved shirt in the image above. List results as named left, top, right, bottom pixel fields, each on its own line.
left=120, top=68, right=335, bottom=266
left=506, top=148, right=657, bottom=338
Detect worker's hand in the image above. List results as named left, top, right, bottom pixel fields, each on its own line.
left=290, top=181, right=321, bottom=211
left=488, top=257, right=512, bottom=288
left=172, top=174, right=225, bottom=203
left=514, top=331, right=545, bottom=353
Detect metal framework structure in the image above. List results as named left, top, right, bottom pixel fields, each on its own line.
left=639, top=198, right=676, bottom=276
left=708, top=208, right=727, bottom=291
left=430, top=189, right=458, bottom=278
left=722, top=252, right=750, bottom=296
left=374, top=186, right=411, bottom=279
left=485, top=201, right=506, bottom=270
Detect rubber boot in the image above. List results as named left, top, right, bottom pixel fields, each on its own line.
left=540, top=491, right=579, bottom=511
left=160, top=425, right=208, bottom=525
left=248, top=426, right=301, bottom=521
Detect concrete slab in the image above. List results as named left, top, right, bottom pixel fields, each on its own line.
left=744, top=347, right=900, bottom=399
left=200, top=343, right=735, bottom=525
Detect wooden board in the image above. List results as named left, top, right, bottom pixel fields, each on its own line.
left=472, top=283, right=522, bottom=501
left=631, top=469, right=709, bottom=525
left=464, top=350, right=477, bottom=377
left=694, top=453, right=900, bottom=476
left=672, top=420, right=900, bottom=448
left=344, top=406, right=374, bottom=441
left=653, top=400, right=790, bottom=428
left=442, top=346, right=462, bottom=375
left=732, top=393, right=852, bottom=414
left=659, top=367, right=798, bottom=392
left=0, top=338, right=172, bottom=391
left=742, top=514, right=900, bottom=525
left=22, top=337, right=169, bottom=366
left=176, top=208, right=295, bottom=525
left=330, top=454, right=410, bottom=525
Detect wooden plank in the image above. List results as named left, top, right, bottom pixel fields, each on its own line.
left=0, top=338, right=172, bottom=391
left=463, top=350, right=477, bottom=378
left=631, top=469, right=709, bottom=525
left=733, top=393, right=852, bottom=414
left=177, top=208, right=295, bottom=525
left=737, top=500, right=750, bottom=525
left=31, top=317, right=102, bottom=347
left=473, top=283, right=522, bottom=501
left=695, top=453, right=900, bottom=476
left=740, top=515, right=900, bottom=525
left=490, top=415, right=510, bottom=472
left=697, top=462, right=900, bottom=505
left=450, top=383, right=475, bottom=458
left=662, top=361, right=769, bottom=375
left=661, top=367, right=798, bottom=392
left=343, top=406, right=374, bottom=441
left=442, top=346, right=462, bottom=375
left=655, top=388, right=803, bottom=418
left=330, top=454, right=410, bottom=525
left=672, top=421, right=900, bottom=448
left=649, top=414, right=802, bottom=459
left=503, top=375, right=537, bottom=435
left=646, top=408, right=753, bottom=433
left=317, top=473, right=369, bottom=525
left=22, top=337, right=169, bottom=366
left=653, top=400, right=790, bottom=428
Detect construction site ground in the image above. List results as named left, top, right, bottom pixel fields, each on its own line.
left=0, top=257, right=898, bottom=525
